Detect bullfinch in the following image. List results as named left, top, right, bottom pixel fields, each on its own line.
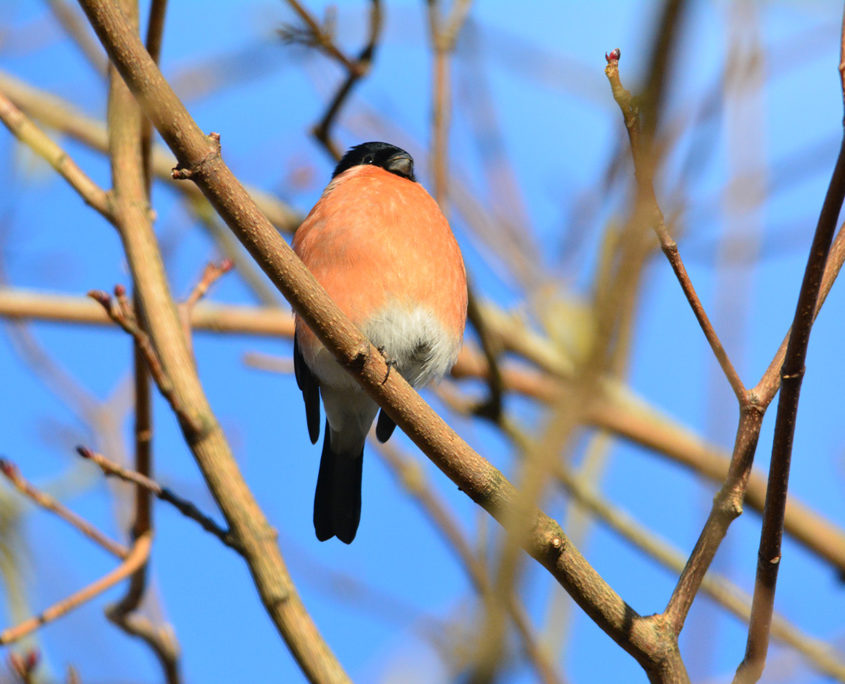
left=292, top=142, right=468, bottom=543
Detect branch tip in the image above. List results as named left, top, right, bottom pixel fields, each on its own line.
left=0, top=457, right=17, bottom=478
left=9, top=649, right=39, bottom=677
left=87, top=289, right=111, bottom=306
left=605, top=47, right=621, bottom=63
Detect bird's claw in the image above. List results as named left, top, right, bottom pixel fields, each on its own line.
left=376, top=346, right=398, bottom=384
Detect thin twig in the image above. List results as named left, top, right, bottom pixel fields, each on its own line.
left=183, top=259, right=234, bottom=311
left=179, top=259, right=233, bottom=350
left=0, top=533, right=151, bottom=645
left=0, top=459, right=128, bottom=559
left=8, top=649, right=39, bottom=683
left=76, top=447, right=241, bottom=552
left=87, top=286, right=201, bottom=435
left=293, top=0, right=383, bottom=160
left=604, top=50, right=746, bottom=403
left=88, top=288, right=170, bottom=394
left=282, top=1, right=357, bottom=72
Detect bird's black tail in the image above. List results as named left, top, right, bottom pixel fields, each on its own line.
left=313, top=423, right=363, bottom=544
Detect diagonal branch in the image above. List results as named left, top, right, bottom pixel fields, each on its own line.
left=77, top=446, right=240, bottom=552
left=74, top=0, right=685, bottom=678
left=0, top=458, right=128, bottom=559
left=604, top=50, right=746, bottom=403
left=0, top=89, right=112, bottom=219
left=0, top=533, right=151, bottom=645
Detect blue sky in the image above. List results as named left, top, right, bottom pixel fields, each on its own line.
left=1, top=1, right=844, bottom=683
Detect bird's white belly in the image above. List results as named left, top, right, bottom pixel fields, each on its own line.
left=308, top=303, right=461, bottom=392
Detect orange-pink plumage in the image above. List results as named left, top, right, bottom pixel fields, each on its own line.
left=292, top=142, right=467, bottom=543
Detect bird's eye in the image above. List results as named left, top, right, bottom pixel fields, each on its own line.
left=363, top=155, right=374, bottom=164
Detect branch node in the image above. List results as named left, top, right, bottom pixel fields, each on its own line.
left=759, top=552, right=781, bottom=567
left=780, top=368, right=804, bottom=381
left=345, top=342, right=371, bottom=373
left=171, top=133, right=221, bottom=181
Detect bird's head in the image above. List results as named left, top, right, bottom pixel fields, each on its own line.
left=332, top=141, right=415, bottom=182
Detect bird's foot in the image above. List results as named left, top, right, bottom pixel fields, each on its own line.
left=376, top=346, right=398, bottom=385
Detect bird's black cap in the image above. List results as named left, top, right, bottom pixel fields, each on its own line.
left=332, top=142, right=416, bottom=182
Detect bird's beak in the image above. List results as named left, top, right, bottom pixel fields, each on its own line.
left=385, top=152, right=414, bottom=178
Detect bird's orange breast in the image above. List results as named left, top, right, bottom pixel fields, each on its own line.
left=293, top=165, right=467, bottom=353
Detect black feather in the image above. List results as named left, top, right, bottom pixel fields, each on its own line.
left=293, top=337, right=321, bottom=444
left=375, top=409, right=397, bottom=443
left=332, top=142, right=416, bottom=182
left=313, top=424, right=363, bottom=544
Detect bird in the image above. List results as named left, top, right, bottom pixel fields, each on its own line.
left=292, top=141, right=467, bottom=544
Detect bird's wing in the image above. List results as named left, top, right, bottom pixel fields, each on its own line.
left=293, top=335, right=321, bottom=444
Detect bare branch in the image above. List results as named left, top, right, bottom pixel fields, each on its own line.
left=0, top=89, right=112, bottom=219
left=604, top=50, right=746, bottom=403
left=0, top=533, right=151, bottom=645
left=77, top=446, right=240, bottom=552
left=0, top=287, right=295, bottom=336
left=0, top=70, right=301, bottom=232
left=0, top=458, right=128, bottom=559
left=286, top=0, right=383, bottom=160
